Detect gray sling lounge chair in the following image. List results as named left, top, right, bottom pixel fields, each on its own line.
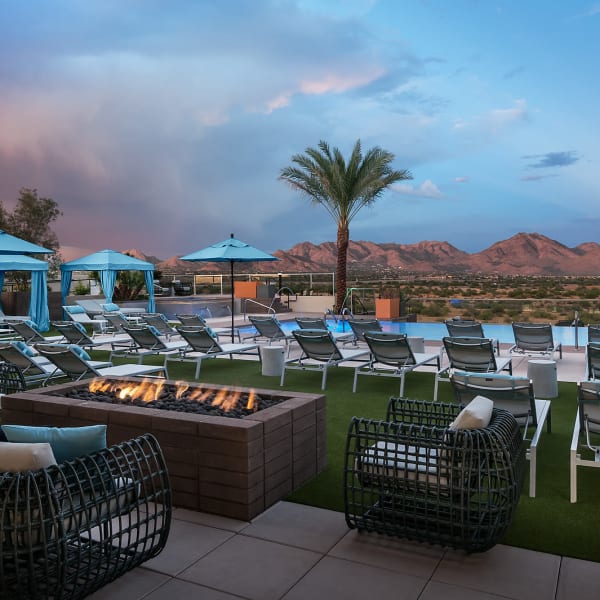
left=280, top=329, right=369, bottom=390
left=110, top=325, right=188, bottom=363
left=52, top=321, right=130, bottom=349
left=353, top=332, right=440, bottom=396
left=510, top=322, right=562, bottom=359
left=35, top=343, right=165, bottom=382
left=0, top=341, right=63, bottom=386
left=7, top=320, right=63, bottom=344
left=586, top=342, right=600, bottom=380
left=164, top=326, right=259, bottom=378
left=434, top=336, right=512, bottom=400
left=245, top=316, right=295, bottom=351
left=141, top=313, right=179, bottom=339
left=588, top=324, right=600, bottom=344
left=445, top=318, right=500, bottom=354
left=450, top=371, right=551, bottom=497
left=295, top=316, right=353, bottom=342
left=570, top=380, right=600, bottom=502
left=346, top=318, right=383, bottom=345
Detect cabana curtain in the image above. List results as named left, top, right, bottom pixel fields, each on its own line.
left=60, top=249, right=155, bottom=313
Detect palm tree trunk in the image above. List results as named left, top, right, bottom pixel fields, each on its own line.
left=336, top=224, right=349, bottom=313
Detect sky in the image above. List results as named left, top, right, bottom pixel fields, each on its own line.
left=0, top=0, right=598, bottom=262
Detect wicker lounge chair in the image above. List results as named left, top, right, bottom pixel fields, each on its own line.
left=353, top=332, right=440, bottom=396
left=0, top=433, right=171, bottom=599
left=344, top=397, right=525, bottom=552
left=570, top=380, right=600, bottom=502
left=164, top=326, right=259, bottom=378
left=510, top=322, right=562, bottom=359
left=451, top=371, right=551, bottom=497
left=35, top=343, right=165, bottom=382
left=434, top=336, right=512, bottom=400
left=280, top=329, right=370, bottom=390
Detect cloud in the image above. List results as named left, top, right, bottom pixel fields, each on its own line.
left=453, top=99, right=528, bottom=135
left=523, top=151, right=581, bottom=169
left=520, top=174, right=559, bottom=182
left=454, top=176, right=469, bottom=183
left=392, top=179, right=443, bottom=198
left=503, top=65, right=525, bottom=80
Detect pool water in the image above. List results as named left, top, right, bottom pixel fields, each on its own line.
left=239, top=319, right=587, bottom=346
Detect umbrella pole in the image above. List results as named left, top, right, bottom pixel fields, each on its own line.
left=230, top=261, right=235, bottom=343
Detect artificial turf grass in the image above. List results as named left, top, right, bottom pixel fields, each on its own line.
left=89, top=350, right=600, bottom=561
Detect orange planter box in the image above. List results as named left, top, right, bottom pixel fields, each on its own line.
left=375, top=298, right=400, bottom=319
left=234, top=281, right=259, bottom=299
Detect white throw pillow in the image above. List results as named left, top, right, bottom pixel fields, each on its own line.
left=0, top=441, right=57, bottom=472
left=449, top=395, right=494, bottom=430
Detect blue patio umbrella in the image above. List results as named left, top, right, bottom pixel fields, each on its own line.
left=0, top=229, right=53, bottom=254
left=180, top=234, right=278, bottom=342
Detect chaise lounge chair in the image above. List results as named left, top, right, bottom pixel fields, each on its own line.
left=586, top=342, right=600, bottom=380
left=101, top=301, right=147, bottom=317
left=35, top=343, right=165, bottom=382
left=280, top=329, right=370, bottom=390
left=450, top=371, right=551, bottom=497
left=346, top=318, right=383, bottom=345
left=570, top=380, right=600, bottom=502
left=434, top=336, right=512, bottom=400
left=7, top=320, right=63, bottom=344
left=63, top=304, right=107, bottom=334
left=0, top=341, right=64, bottom=386
left=175, top=314, right=235, bottom=339
left=353, top=332, right=440, bottom=396
left=510, top=322, right=562, bottom=359
left=110, top=325, right=188, bottom=364
left=164, top=326, right=259, bottom=378
left=52, top=321, right=132, bottom=349
left=445, top=318, right=500, bottom=354
left=295, top=316, right=353, bottom=342
left=141, top=313, right=179, bottom=339
left=245, top=316, right=296, bottom=352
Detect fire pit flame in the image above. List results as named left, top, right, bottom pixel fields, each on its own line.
left=86, top=378, right=260, bottom=413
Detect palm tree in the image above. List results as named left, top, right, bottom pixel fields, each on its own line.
left=279, top=139, right=412, bottom=312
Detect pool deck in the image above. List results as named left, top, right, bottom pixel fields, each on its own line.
left=91, top=501, right=600, bottom=600
left=88, top=313, right=598, bottom=598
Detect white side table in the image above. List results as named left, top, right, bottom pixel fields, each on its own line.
left=260, top=345, right=285, bottom=376
left=527, top=359, right=558, bottom=398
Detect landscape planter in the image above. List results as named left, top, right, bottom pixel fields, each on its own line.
left=375, top=298, right=400, bottom=319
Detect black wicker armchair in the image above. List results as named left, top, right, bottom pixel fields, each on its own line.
left=344, top=398, right=525, bottom=553
left=0, top=433, right=171, bottom=600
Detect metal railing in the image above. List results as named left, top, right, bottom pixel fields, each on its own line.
left=242, top=298, right=276, bottom=319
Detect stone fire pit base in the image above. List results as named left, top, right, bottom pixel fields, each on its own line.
left=2, top=379, right=327, bottom=521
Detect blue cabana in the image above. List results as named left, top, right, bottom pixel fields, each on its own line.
left=0, top=254, right=50, bottom=330
left=60, top=249, right=155, bottom=312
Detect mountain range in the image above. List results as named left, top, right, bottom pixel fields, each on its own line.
left=123, top=232, right=600, bottom=276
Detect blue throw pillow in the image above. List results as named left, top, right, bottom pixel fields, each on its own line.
left=68, top=344, right=91, bottom=361
left=66, top=305, right=85, bottom=314
left=103, top=302, right=119, bottom=312
left=12, top=340, right=35, bottom=357
left=1, top=424, right=107, bottom=463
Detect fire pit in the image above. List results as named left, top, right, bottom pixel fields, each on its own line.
left=2, top=378, right=326, bottom=521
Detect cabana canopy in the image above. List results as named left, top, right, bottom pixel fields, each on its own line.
left=60, top=249, right=155, bottom=312
left=0, top=254, right=50, bottom=330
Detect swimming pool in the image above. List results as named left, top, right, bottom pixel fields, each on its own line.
left=239, top=319, right=587, bottom=347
